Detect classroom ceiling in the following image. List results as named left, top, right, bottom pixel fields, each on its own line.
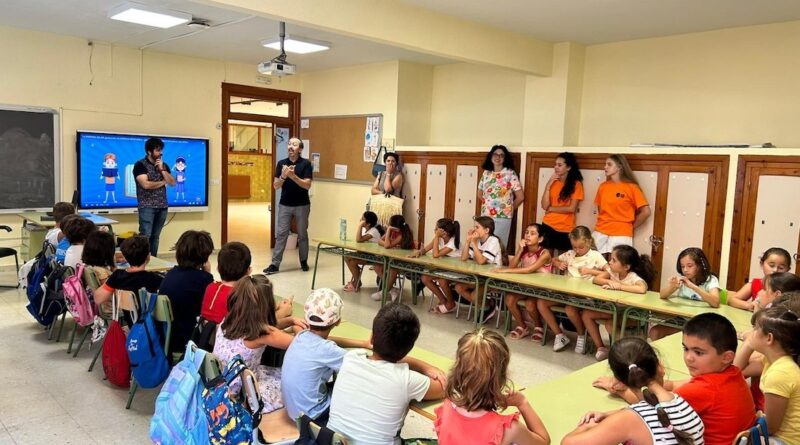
left=400, top=0, right=800, bottom=44
left=0, top=0, right=454, bottom=72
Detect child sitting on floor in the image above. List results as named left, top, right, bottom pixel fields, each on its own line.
left=434, top=328, right=550, bottom=445
left=492, top=223, right=551, bottom=342
left=538, top=225, right=607, bottom=354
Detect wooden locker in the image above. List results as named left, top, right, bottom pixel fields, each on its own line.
left=424, top=164, right=448, bottom=244
left=748, top=175, right=800, bottom=281
left=454, top=165, right=479, bottom=245
left=660, top=172, right=709, bottom=289
left=403, top=163, right=423, bottom=242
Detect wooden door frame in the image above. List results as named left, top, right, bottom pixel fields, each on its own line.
left=727, top=155, right=800, bottom=287
left=524, top=153, right=729, bottom=289
left=397, top=151, right=521, bottom=250
left=221, top=83, right=300, bottom=245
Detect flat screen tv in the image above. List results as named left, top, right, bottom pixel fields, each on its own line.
left=77, top=131, right=209, bottom=212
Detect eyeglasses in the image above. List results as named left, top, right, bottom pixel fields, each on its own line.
left=492, top=152, right=505, bottom=158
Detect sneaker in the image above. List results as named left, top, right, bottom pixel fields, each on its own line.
left=263, top=265, right=279, bottom=275
left=389, top=288, right=400, bottom=302
left=595, top=346, right=609, bottom=361
left=370, top=291, right=383, bottom=301
left=553, top=333, right=571, bottom=352
left=574, top=334, right=587, bottom=354
left=481, top=304, right=498, bottom=324
left=300, top=261, right=310, bottom=272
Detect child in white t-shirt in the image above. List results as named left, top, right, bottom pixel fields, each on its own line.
left=45, top=202, right=76, bottom=247
left=409, top=218, right=462, bottom=314
left=539, top=226, right=608, bottom=354
left=454, top=216, right=507, bottom=323
left=343, top=211, right=384, bottom=293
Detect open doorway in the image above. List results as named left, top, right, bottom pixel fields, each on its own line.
left=221, top=83, right=300, bottom=263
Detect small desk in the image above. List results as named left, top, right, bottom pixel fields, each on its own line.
left=312, top=238, right=390, bottom=291
left=17, top=211, right=120, bottom=260
left=482, top=271, right=624, bottom=340
left=616, top=292, right=753, bottom=335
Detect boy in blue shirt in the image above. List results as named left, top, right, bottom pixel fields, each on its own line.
left=281, top=289, right=371, bottom=443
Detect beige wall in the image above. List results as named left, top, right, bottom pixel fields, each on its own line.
left=396, top=61, right=433, bottom=146
left=0, top=25, right=300, bottom=259
left=429, top=63, right=527, bottom=147
left=579, top=20, right=800, bottom=147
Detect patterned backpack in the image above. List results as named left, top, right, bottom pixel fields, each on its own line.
left=202, top=356, right=262, bottom=444
left=150, top=341, right=211, bottom=445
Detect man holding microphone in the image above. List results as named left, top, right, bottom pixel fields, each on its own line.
left=134, top=137, right=176, bottom=257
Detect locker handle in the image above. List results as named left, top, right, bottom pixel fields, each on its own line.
left=649, top=235, right=664, bottom=254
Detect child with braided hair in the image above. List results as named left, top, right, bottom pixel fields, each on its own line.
left=563, top=337, right=705, bottom=445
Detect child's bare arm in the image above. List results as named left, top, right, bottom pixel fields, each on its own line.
left=401, top=356, right=447, bottom=400
left=728, top=283, right=754, bottom=310
left=329, top=336, right=371, bottom=350
left=593, top=272, right=611, bottom=286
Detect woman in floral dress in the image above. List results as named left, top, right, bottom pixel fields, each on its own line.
left=477, top=144, right=524, bottom=246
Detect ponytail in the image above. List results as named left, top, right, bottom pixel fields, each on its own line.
left=612, top=245, right=655, bottom=289
left=452, top=220, right=461, bottom=250
left=389, top=214, right=414, bottom=250
left=640, top=386, right=695, bottom=445
left=439, top=219, right=461, bottom=249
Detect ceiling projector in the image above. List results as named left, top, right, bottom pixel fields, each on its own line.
left=258, top=61, right=296, bottom=76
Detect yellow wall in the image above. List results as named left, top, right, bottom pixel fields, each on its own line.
left=396, top=61, right=434, bottom=146
left=579, top=21, right=800, bottom=147
left=0, top=25, right=301, bottom=258
left=429, top=63, right=527, bottom=147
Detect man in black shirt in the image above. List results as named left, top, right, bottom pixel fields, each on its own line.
left=133, top=137, right=175, bottom=257
left=264, top=137, right=313, bottom=274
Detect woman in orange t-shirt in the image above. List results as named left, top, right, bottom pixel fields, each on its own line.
left=592, top=154, right=651, bottom=256
left=540, top=152, right=584, bottom=253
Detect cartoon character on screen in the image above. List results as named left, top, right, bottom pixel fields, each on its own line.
left=100, top=153, right=120, bottom=203
left=174, top=156, right=187, bottom=201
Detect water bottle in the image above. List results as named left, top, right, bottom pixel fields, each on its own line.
left=339, top=218, right=347, bottom=241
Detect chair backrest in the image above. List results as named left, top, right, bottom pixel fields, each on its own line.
left=733, top=412, right=769, bottom=445
left=296, top=414, right=348, bottom=445
left=199, top=351, right=222, bottom=381
left=153, top=294, right=173, bottom=355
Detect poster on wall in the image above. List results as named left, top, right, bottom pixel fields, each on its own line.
left=363, top=146, right=378, bottom=162
left=311, top=153, right=320, bottom=172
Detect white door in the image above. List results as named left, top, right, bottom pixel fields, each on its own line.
left=660, top=172, right=709, bottom=289
left=749, top=176, right=800, bottom=281
left=453, top=165, right=479, bottom=246
left=631, top=171, right=658, bottom=257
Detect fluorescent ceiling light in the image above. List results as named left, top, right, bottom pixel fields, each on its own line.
left=261, top=36, right=330, bottom=54
left=109, top=2, right=191, bottom=29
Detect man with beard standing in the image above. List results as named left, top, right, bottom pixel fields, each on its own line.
left=134, top=137, right=176, bottom=257
left=264, top=137, right=313, bottom=274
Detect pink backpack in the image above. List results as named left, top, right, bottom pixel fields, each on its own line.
left=63, top=263, right=97, bottom=327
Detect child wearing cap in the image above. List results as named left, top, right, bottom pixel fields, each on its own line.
left=280, top=288, right=372, bottom=441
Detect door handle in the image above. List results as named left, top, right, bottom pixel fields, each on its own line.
left=649, top=235, right=664, bottom=253
left=416, top=208, right=424, bottom=220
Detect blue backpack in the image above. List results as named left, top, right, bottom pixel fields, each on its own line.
left=202, top=356, right=262, bottom=444
left=26, top=258, right=71, bottom=326
left=127, top=290, right=169, bottom=389
left=150, top=341, right=211, bottom=445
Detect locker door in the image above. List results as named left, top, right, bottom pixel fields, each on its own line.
left=660, top=172, right=709, bottom=289
left=403, top=163, right=423, bottom=242
left=424, top=165, right=448, bottom=243
left=631, top=171, right=658, bottom=257
left=575, top=169, right=605, bottom=230
left=454, top=165, right=479, bottom=245
left=749, top=176, right=800, bottom=281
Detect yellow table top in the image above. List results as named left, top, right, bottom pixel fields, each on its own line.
left=523, top=358, right=690, bottom=443
left=616, top=292, right=753, bottom=331
left=144, top=256, right=175, bottom=272
left=482, top=270, right=626, bottom=303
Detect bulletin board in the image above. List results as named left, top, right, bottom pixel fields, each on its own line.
left=299, top=114, right=382, bottom=183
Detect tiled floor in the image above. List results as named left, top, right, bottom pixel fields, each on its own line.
left=0, top=245, right=598, bottom=443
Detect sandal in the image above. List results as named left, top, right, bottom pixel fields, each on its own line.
left=342, top=282, right=357, bottom=293
left=531, top=327, right=544, bottom=342
left=431, top=304, right=455, bottom=315
left=509, top=326, right=531, bottom=340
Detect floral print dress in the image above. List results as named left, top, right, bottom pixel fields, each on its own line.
left=479, top=168, right=522, bottom=219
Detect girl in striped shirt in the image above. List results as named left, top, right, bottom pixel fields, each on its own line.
left=563, top=337, right=704, bottom=445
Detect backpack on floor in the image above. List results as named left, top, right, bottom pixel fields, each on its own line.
left=127, top=290, right=169, bottom=389
left=63, top=263, right=97, bottom=327
left=150, top=341, right=211, bottom=445
left=102, top=290, right=131, bottom=388
left=25, top=241, right=58, bottom=324
left=202, top=356, right=262, bottom=444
